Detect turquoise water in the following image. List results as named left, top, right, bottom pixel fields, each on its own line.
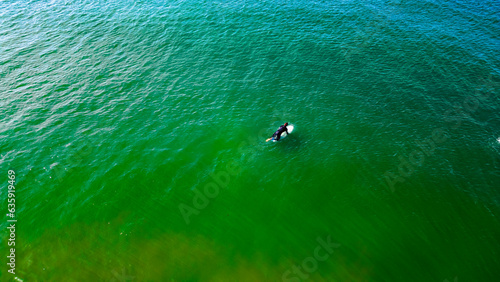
left=1, top=0, right=499, bottom=280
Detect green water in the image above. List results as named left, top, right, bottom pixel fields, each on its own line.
left=1, top=0, right=499, bottom=281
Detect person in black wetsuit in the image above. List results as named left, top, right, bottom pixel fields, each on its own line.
left=266, top=122, right=289, bottom=142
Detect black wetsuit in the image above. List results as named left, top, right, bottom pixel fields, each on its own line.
left=272, top=125, right=289, bottom=141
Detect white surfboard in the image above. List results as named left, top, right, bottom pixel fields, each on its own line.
left=272, top=125, right=294, bottom=142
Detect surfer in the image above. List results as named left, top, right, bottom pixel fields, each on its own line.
left=266, top=122, right=289, bottom=142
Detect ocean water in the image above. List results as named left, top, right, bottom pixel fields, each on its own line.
left=1, top=0, right=499, bottom=281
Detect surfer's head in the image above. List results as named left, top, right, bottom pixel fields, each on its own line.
left=284, top=122, right=288, bottom=126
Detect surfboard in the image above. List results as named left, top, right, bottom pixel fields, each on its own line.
left=272, top=125, right=294, bottom=142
